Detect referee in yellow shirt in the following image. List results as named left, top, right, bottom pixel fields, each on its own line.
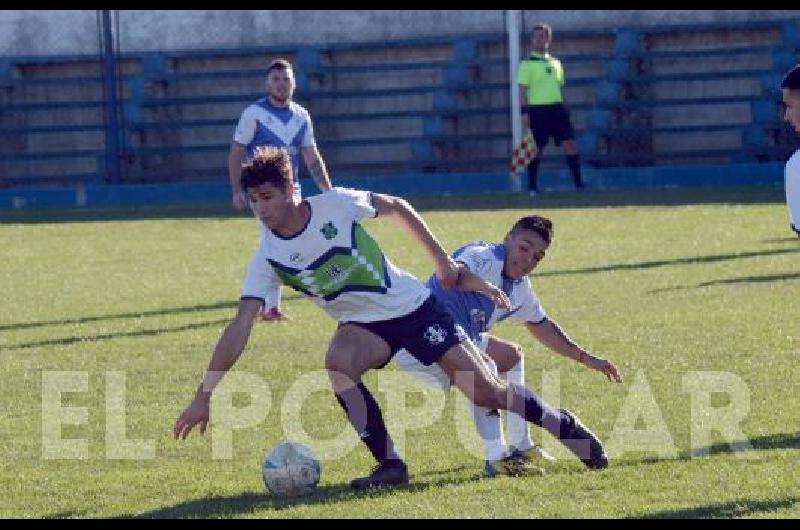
left=518, top=23, right=585, bottom=195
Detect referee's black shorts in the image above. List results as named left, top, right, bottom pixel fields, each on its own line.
left=527, top=103, right=575, bottom=149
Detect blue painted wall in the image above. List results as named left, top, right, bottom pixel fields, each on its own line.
left=0, top=162, right=786, bottom=210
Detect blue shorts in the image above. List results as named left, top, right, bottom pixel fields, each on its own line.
left=344, top=295, right=464, bottom=367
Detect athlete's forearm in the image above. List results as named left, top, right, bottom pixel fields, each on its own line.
left=455, top=267, right=491, bottom=294
left=196, top=305, right=258, bottom=400
left=228, top=147, right=247, bottom=194
left=303, top=147, right=332, bottom=192
left=389, top=199, right=450, bottom=265
left=308, top=157, right=332, bottom=192
left=527, top=320, right=588, bottom=364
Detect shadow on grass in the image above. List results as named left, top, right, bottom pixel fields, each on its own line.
left=761, top=237, right=800, bottom=243
left=633, top=497, right=798, bottom=519
left=649, top=272, right=800, bottom=293
left=121, top=471, right=485, bottom=518
left=1, top=318, right=232, bottom=351
left=0, top=293, right=304, bottom=333
left=0, top=300, right=236, bottom=332
left=610, top=432, right=800, bottom=470
left=43, top=510, right=89, bottom=519
left=696, top=432, right=800, bottom=455
left=0, top=186, right=785, bottom=225
left=539, top=247, right=800, bottom=279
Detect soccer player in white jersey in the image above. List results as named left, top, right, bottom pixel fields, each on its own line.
left=781, top=63, right=800, bottom=237
left=395, top=216, right=623, bottom=478
left=228, top=59, right=333, bottom=322
left=176, top=146, right=616, bottom=490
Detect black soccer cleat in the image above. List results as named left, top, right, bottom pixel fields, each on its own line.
left=559, top=408, right=609, bottom=470
left=350, top=459, right=410, bottom=490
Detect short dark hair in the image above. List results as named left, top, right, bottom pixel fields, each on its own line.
left=510, top=215, right=553, bottom=245
left=532, top=23, right=552, bottom=39
left=266, top=58, right=293, bottom=76
left=781, top=63, right=800, bottom=90
left=240, top=146, right=293, bottom=191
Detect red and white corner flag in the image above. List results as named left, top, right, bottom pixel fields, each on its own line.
left=511, top=128, right=537, bottom=174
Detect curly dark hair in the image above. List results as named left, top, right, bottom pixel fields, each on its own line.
left=240, top=146, right=293, bottom=191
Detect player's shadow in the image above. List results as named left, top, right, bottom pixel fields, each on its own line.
left=648, top=272, right=800, bottom=293
left=609, top=432, right=800, bottom=470
left=631, top=497, right=798, bottom=519
left=0, top=318, right=232, bottom=351
left=0, top=202, right=247, bottom=225
left=123, top=470, right=485, bottom=518
left=690, top=432, right=800, bottom=455
left=0, top=300, right=236, bottom=332
left=539, top=247, right=800, bottom=278
left=0, top=293, right=304, bottom=333
left=761, top=237, right=799, bottom=243
left=43, top=510, right=89, bottom=519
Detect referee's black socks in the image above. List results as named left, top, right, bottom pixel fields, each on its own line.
left=566, top=154, right=585, bottom=189
left=527, top=158, right=541, bottom=192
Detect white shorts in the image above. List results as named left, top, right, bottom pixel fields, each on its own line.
left=393, top=332, right=489, bottom=391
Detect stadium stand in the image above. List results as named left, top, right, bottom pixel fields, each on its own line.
left=0, top=17, right=798, bottom=190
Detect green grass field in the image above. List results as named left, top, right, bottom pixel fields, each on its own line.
left=1, top=186, right=798, bottom=518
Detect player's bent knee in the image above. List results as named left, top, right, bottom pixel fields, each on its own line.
left=509, top=344, right=523, bottom=366
left=473, top=381, right=507, bottom=409
left=325, top=351, right=357, bottom=379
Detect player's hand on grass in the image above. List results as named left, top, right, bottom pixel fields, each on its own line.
left=174, top=398, right=210, bottom=440
left=584, top=355, right=623, bottom=383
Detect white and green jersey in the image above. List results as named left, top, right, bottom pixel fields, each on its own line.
left=241, top=187, right=430, bottom=323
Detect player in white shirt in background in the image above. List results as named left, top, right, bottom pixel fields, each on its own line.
left=228, top=58, right=333, bottom=321
left=781, top=63, right=800, bottom=237
left=395, top=216, right=622, bottom=477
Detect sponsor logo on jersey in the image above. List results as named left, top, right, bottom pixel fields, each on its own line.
left=320, top=221, right=338, bottom=240
left=423, top=324, right=447, bottom=345
left=289, top=252, right=302, bottom=264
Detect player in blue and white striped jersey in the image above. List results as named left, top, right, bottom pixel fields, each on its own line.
left=228, top=58, right=332, bottom=322
left=395, top=215, right=623, bottom=477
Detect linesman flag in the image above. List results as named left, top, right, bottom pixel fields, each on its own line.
left=511, top=129, right=537, bottom=173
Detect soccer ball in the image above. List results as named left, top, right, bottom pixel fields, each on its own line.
left=262, top=441, right=321, bottom=498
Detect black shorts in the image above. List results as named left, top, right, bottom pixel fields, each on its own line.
left=343, top=294, right=464, bottom=368
left=528, top=103, right=575, bottom=148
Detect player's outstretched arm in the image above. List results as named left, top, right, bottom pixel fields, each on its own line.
left=525, top=319, right=623, bottom=383
left=370, top=193, right=460, bottom=288
left=174, top=298, right=263, bottom=440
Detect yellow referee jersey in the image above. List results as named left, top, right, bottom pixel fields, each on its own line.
left=517, top=52, right=564, bottom=106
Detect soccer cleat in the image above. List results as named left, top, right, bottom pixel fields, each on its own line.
left=484, top=454, right=545, bottom=478
left=260, top=307, right=289, bottom=322
left=558, top=408, right=609, bottom=470
left=350, top=460, right=409, bottom=490
left=510, top=444, right=557, bottom=464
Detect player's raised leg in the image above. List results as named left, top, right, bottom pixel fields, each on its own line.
left=325, top=324, right=409, bottom=489
left=437, top=339, right=609, bottom=469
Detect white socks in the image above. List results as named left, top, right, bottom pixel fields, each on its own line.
left=504, top=358, right=535, bottom=451
left=469, top=355, right=508, bottom=462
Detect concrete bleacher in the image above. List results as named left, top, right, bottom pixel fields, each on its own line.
left=1, top=17, right=799, bottom=191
